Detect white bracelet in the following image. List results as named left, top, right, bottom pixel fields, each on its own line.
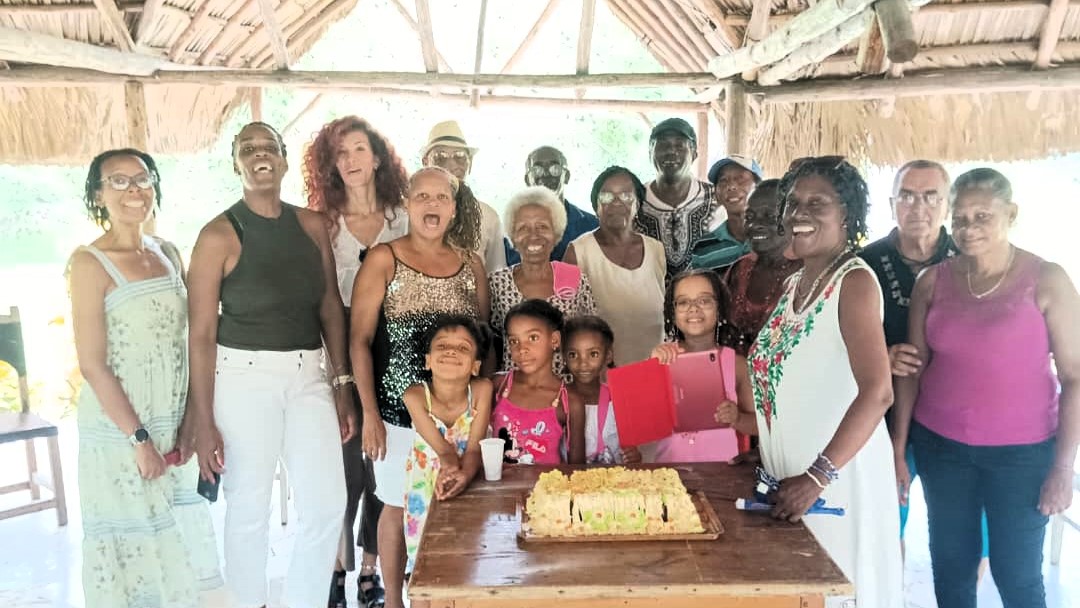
left=330, top=374, right=354, bottom=389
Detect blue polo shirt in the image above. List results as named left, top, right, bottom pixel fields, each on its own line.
left=689, top=221, right=750, bottom=273
left=505, top=198, right=600, bottom=264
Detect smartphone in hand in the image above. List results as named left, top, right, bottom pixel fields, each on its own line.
left=197, top=471, right=221, bottom=503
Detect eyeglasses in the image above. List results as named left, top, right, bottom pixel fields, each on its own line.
left=893, top=191, right=945, bottom=208
left=431, top=150, right=470, bottom=163
left=529, top=164, right=565, bottom=179
left=100, top=174, right=156, bottom=191
left=596, top=191, right=636, bottom=206
left=674, top=295, right=717, bottom=313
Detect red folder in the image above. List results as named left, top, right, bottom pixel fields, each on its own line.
left=607, top=358, right=676, bottom=446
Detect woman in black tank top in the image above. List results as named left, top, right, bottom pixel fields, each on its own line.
left=184, top=122, right=355, bottom=608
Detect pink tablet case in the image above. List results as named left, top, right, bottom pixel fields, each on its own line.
left=670, top=348, right=735, bottom=433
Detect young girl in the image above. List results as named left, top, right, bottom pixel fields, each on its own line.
left=639, top=269, right=756, bottom=463
left=492, top=299, right=586, bottom=464
left=563, top=316, right=623, bottom=464
left=402, top=315, right=493, bottom=572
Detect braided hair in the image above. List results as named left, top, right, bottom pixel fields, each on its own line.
left=83, top=148, right=162, bottom=228
left=778, top=156, right=870, bottom=251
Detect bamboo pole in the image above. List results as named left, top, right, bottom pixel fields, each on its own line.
left=198, top=0, right=259, bottom=65
left=500, top=0, right=562, bottom=73
left=577, top=0, right=597, bottom=74
left=666, top=1, right=718, bottom=64
left=92, top=0, right=136, bottom=52
left=875, top=0, right=918, bottom=63
left=415, top=0, right=438, bottom=73
left=640, top=0, right=707, bottom=70
left=169, top=0, right=223, bottom=62
left=604, top=0, right=690, bottom=72
left=1035, top=0, right=1069, bottom=68
left=470, top=0, right=489, bottom=106
left=387, top=0, right=453, bottom=72
left=615, top=0, right=699, bottom=71
left=725, top=0, right=1070, bottom=26
left=696, top=110, right=709, bottom=179
left=136, top=0, right=167, bottom=46
left=758, top=11, right=872, bottom=85
left=255, top=0, right=291, bottom=69
left=741, top=0, right=771, bottom=81
left=0, top=25, right=188, bottom=75
left=724, top=81, right=747, bottom=156
left=687, top=0, right=739, bottom=51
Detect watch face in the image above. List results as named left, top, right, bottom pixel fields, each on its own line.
left=134, top=428, right=150, bottom=443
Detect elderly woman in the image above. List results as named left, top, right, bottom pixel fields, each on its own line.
left=892, top=168, right=1078, bottom=608
left=723, top=179, right=801, bottom=356
left=564, top=167, right=666, bottom=365
left=70, top=149, right=221, bottom=607
left=489, top=186, right=596, bottom=373
left=303, top=115, right=409, bottom=608
left=187, top=122, right=353, bottom=608
left=350, top=166, right=488, bottom=608
left=749, top=157, right=902, bottom=606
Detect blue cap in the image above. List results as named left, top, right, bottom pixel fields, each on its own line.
left=708, top=155, right=764, bottom=184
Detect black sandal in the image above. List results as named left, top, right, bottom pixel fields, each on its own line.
left=358, top=571, right=386, bottom=608
left=327, top=570, right=347, bottom=608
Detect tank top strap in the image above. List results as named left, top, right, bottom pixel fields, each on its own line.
left=78, top=245, right=128, bottom=287
left=466, top=381, right=475, bottom=416
left=422, top=381, right=434, bottom=413
left=497, top=371, right=514, bottom=398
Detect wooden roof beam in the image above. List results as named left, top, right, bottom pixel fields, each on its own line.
left=0, top=25, right=186, bottom=75
left=255, top=0, right=290, bottom=69
left=500, top=0, right=562, bottom=73
left=757, top=10, right=871, bottom=85
left=577, top=0, right=597, bottom=75
left=470, top=0, right=489, bottom=105
left=726, top=0, right=1079, bottom=26
left=603, top=0, right=686, bottom=72
left=135, top=0, right=166, bottom=46
left=1035, top=0, right=1069, bottom=69
left=688, top=0, right=739, bottom=52
left=199, top=0, right=259, bottom=65
left=388, top=0, right=453, bottom=72
left=741, top=0, right=772, bottom=80
left=876, top=0, right=918, bottom=62
left=92, top=0, right=136, bottom=52
left=415, top=0, right=438, bottom=73
left=255, top=0, right=356, bottom=68
left=169, top=0, right=223, bottom=62
left=856, top=14, right=888, bottom=74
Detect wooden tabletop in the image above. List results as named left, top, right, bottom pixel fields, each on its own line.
left=408, top=462, right=853, bottom=604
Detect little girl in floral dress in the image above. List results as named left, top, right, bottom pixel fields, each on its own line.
left=402, top=315, right=493, bottom=571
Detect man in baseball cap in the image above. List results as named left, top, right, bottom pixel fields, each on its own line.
left=690, top=154, right=764, bottom=273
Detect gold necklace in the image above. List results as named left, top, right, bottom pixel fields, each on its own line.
left=967, top=246, right=1015, bottom=299
left=793, top=251, right=848, bottom=314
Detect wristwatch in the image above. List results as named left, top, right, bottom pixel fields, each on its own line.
left=129, top=427, right=150, bottom=446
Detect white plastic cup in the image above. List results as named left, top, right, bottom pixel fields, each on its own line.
left=479, top=438, right=504, bottom=481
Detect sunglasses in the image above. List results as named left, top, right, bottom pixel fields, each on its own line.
left=431, top=150, right=470, bottom=163
left=101, top=174, right=156, bottom=191
left=529, top=164, right=565, bottom=179
left=596, top=191, right=636, bottom=206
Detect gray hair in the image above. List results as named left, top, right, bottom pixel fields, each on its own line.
left=892, top=159, right=950, bottom=195
left=503, top=186, right=568, bottom=242
left=951, top=168, right=1013, bottom=206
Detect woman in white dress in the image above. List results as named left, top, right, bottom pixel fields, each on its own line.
left=749, top=157, right=902, bottom=607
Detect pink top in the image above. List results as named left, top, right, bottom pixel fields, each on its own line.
left=652, top=346, right=740, bottom=463
left=492, top=372, right=568, bottom=465
left=914, top=255, right=1059, bottom=446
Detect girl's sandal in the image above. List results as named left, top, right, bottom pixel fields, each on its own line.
left=327, top=570, right=347, bottom=608
left=358, top=571, right=386, bottom=608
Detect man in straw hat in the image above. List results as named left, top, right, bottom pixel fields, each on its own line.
left=420, top=120, right=507, bottom=272
left=634, top=117, right=725, bottom=279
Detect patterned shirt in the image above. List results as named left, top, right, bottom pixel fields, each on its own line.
left=635, top=179, right=724, bottom=279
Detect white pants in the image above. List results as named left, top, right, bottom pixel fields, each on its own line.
left=214, top=346, right=346, bottom=608
left=372, top=422, right=415, bottom=508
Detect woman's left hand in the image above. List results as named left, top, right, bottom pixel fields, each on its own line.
left=771, top=472, right=826, bottom=522
left=1039, top=466, right=1075, bottom=516
left=334, top=390, right=357, bottom=444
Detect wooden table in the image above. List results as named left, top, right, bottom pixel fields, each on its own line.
left=409, top=463, right=853, bottom=608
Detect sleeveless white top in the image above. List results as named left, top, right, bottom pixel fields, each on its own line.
left=332, top=209, right=408, bottom=306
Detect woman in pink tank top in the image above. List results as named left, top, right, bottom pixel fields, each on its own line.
left=491, top=300, right=586, bottom=465
left=891, top=168, right=1079, bottom=608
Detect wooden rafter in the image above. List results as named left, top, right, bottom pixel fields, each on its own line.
left=92, top=0, right=135, bottom=52
left=577, top=0, right=597, bottom=75
left=726, top=0, right=1077, bottom=27
left=757, top=10, right=872, bottom=85
left=201, top=0, right=259, bottom=65
left=388, top=0, right=453, bottom=72
left=501, top=0, right=562, bottom=73
left=169, top=0, right=221, bottom=62
left=415, top=0, right=438, bottom=73
left=665, top=0, right=718, bottom=62
left=135, top=0, right=167, bottom=46
left=856, top=15, right=888, bottom=74
left=605, top=0, right=691, bottom=72
left=1035, top=0, right=1070, bottom=69
left=641, top=0, right=706, bottom=69
left=741, top=0, right=771, bottom=80
left=255, top=0, right=291, bottom=69
left=469, top=0, right=489, bottom=105
left=685, top=0, right=739, bottom=52
left=255, top=0, right=356, bottom=68
left=242, top=0, right=337, bottom=67
left=620, top=0, right=700, bottom=69
left=0, top=25, right=186, bottom=74
left=876, top=0, right=918, bottom=62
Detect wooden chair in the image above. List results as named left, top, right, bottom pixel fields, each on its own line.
left=1049, top=467, right=1080, bottom=565
left=0, top=306, right=67, bottom=526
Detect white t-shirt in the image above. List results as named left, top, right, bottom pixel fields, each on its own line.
left=332, top=209, right=409, bottom=306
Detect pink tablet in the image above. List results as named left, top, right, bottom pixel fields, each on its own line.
left=669, top=348, right=733, bottom=433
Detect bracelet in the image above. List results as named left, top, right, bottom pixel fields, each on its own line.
left=805, top=470, right=827, bottom=490
left=812, top=452, right=839, bottom=482
left=330, top=374, right=354, bottom=389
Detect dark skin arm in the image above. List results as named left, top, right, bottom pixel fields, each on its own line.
left=467, top=251, right=497, bottom=375
left=565, top=387, right=587, bottom=464
left=562, top=242, right=578, bottom=266
left=297, top=207, right=355, bottom=443
left=350, top=244, right=394, bottom=461
left=437, top=378, right=494, bottom=499
left=773, top=268, right=894, bottom=521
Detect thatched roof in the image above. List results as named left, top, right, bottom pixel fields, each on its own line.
left=0, top=0, right=1078, bottom=169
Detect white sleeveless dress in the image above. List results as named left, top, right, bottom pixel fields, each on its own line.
left=750, top=257, right=902, bottom=608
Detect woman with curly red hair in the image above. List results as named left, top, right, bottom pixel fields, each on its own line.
left=303, top=116, right=408, bottom=608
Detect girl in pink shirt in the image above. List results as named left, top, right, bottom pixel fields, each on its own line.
left=492, top=300, right=586, bottom=464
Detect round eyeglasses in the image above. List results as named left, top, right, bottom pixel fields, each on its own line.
left=596, top=191, right=636, bottom=206
left=529, top=164, right=565, bottom=179
left=101, top=174, right=157, bottom=191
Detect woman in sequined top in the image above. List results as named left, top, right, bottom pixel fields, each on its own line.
left=349, top=166, right=488, bottom=608
left=723, top=179, right=801, bottom=356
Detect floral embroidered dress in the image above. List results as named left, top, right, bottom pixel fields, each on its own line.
left=74, top=238, right=222, bottom=608
left=749, top=257, right=902, bottom=608
left=404, top=381, right=476, bottom=571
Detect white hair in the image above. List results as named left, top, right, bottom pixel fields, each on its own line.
left=503, top=186, right=568, bottom=242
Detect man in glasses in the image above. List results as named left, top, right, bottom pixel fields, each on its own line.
left=860, top=159, right=961, bottom=562
left=505, top=146, right=598, bottom=264
left=420, top=120, right=507, bottom=272
left=635, top=117, right=724, bottom=279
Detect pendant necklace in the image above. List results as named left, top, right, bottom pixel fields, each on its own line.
left=967, top=246, right=1015, bottom=299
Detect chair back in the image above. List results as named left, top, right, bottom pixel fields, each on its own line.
left=0, top=307, right=30, bottom=413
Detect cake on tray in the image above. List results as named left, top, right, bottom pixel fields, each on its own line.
left=524, top=467, right=705, bottom=537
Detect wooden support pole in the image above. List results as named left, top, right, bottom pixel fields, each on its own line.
left=388, top=0, right=453, bottom=72
left=250, top=87, right=263, bottom=121
left=1035, top=0, right=1069, bottom=69
left=724, top=81, right=747, bottom=156
left=415, top=0, right=439, bottom=73
left=256, top=0, right=291, bottom=69
left=124, top=81, right=149, bottom=151
left=501, top=0, right=562, bottom=73
left=696, top=111, right=709, bottom=180
left=875, top=0, right=918, bottom=63
left=741, top=0, right=772, bottom=81
left=0, top=25, right=186, bottom=75
left=470, top=0, right=489, bottom=106
left=92, top=0, right=136, bottom=52
left=577, top=0, right=597, bottom=75
left=136, top=0, right=167, bottom=46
